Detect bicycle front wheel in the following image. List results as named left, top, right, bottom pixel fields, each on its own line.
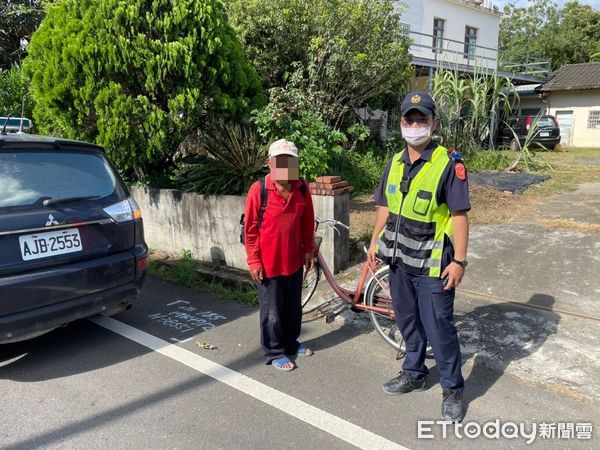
left=365, top=266, right=404, bottom=351
left=366, top=266, right=434, bottom=358
left=301, top=264, right=321, bottom=309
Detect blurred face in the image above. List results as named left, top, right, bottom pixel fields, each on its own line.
left=269, top=155, right=299, bottom=181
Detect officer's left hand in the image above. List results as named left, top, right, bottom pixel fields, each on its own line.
left=441, top=263, right=465, bottom=290
left=304, top=253, right=315, bottom=271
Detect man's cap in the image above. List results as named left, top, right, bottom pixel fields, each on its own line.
left=400, top=91, right=436, bottom=117
left=268, top=139, right=298, bottom=158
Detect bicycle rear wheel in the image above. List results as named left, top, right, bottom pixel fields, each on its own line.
left=365, top=266, right=404, bottom=351
left=301, top=264, right=321, bottom=309
left=365, top=266, right=433, bottom=357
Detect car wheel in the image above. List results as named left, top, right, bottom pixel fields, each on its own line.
left=510, top=138, right=519, bottom=151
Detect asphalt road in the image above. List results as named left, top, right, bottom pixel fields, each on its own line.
left=1, top=276, right=598, bottom=449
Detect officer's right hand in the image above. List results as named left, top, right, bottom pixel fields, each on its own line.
left=250, top=266, right=264, bottom=282
left=367, top=245, right=379, bottom=271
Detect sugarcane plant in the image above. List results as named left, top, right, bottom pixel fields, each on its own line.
left=431, top=64, right=516, bottom=157
left=505, top=113, right=554, bottom=173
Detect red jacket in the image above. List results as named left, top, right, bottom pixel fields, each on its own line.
left=244, top=175, right=315, bottom=278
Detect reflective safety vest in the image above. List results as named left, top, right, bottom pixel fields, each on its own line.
left=377, top=145, right=453, bottom=278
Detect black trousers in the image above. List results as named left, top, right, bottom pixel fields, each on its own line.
left=257, top=267, right=303, bottom=364
left=389, top=265, right=464, bottom=391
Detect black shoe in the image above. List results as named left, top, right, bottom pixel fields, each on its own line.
left=382, top=371, right=426, bottom=395
left=441, top=389, right=465, bottom=422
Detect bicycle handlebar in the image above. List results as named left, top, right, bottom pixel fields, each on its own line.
left=315, top=216, right=350, bottom=230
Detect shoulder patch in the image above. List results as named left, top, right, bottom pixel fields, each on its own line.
left=454, top=162, right=467, bottom=181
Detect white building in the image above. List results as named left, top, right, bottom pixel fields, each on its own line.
left=541, top=64, right=600, bottom=148
left=396, top=0, right=549, bottom=88
left=505, top=64, right=600, bottom=148
left=399, top=0, right=501, bottom=74
left=362, top=1, right=549, bottom=138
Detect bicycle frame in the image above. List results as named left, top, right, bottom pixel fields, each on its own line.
left=312, top=226, right=395, bottom=317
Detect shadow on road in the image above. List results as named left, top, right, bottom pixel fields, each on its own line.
left=0, top=276, right=256, bottom=383
left=457, top=294, right=560, bottom=410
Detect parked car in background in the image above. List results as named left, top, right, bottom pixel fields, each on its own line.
left=497, top=115, right=561, bottom=151
left=0, top=130, right=147, bottom=343
left=0, top=117, right=32, bottom=133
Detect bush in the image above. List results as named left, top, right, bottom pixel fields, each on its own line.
left=175, top=121, right=268, bottom=195
left=0, top=65, right=33, bottom=118
left=251, top=81, right=346, bottom=181
left=226, top=0, right=413, bottom=128
left=331, top=148, right=389, bottom=195
left=24, top=0, right=264, bottom=180
left=463, top=150, right=514, bottom=172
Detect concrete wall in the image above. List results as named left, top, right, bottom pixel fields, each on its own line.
left=546, top=90, right=600, bottom=148
left=515, top=97, right=547, bottom=116
left=131, top=187, right=350, bottom=274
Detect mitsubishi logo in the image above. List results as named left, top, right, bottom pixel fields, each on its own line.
left=45, top=214, right=59, bottom=227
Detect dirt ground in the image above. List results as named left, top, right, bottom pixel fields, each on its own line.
left=349, top=148, right=600, bottom=240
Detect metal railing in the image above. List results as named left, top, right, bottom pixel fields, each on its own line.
left=406, top=30, right=551, bottom=79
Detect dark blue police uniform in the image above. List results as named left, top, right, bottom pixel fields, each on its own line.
left=374, top=139, right=470, bottom=391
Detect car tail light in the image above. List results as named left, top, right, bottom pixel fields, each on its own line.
left=103, top=197, right=142, bottom=223
left=525, top=116, right=532, bottom=130
left=136, top=256, right=148, bottom=271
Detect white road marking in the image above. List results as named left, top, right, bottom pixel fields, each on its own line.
left=170, top=337, right=193, bottom=343
left=90, top=316, right=408, bottom=450
left=166, top=300, right=190, bottom=306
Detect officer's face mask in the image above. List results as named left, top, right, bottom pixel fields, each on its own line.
left=401, top=125, right=431, bottom=146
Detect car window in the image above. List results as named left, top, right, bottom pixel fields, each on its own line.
left=537, top=117, right=555, bottom=127
left=0, top=150, right=119, bottom=209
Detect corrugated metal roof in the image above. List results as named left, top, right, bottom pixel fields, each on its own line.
left=540, top=63, right=600, bottom=92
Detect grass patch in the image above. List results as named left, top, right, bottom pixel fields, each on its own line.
left=464, top=150, right=514, bottom=172
left=521, top=148, right=600, bottom=197
left=348, top=148, right=600, bottom=228
left=468, top=148, right=600, bottom=225
left=148, top=252, right=258, bottom=306
left=540, top=219, right=600, bottom=234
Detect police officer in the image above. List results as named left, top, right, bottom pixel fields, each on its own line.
left=368, top=91, right=470, bottom=422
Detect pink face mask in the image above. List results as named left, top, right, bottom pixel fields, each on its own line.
left=401, top=126, right=432, bottom=146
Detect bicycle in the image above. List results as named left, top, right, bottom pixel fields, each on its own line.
left=301, top=216, right=406, bottom=354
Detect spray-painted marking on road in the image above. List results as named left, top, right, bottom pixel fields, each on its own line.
left=146, top=299, right=227, bottom=341
left=90, top=316, right=409, bottom=450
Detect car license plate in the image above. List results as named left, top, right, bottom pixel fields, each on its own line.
left=540, top=132, right=550, bottom=137
left=19, top=228, right=83, bottom=261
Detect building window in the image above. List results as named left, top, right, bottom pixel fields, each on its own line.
left=464, top=26, right=478, bottom=59
left=399, top=22, right=410, bottom=37
left=433, top=18, right=445, bottom=54
left=588, top=110, right=600, bottom=129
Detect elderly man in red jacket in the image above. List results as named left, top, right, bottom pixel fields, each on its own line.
left=243, top=139, right=316, bottom=371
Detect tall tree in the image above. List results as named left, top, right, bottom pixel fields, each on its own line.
left=225, top=0, right=413, bottom=128
left=543, top=1, right=600, bottom=69
left=0, top=65, right=33, bottom=117
left=23, top=0, right=264, bottom=179
left=500, top=0, right=600, bottom=71
left=0, top=1, right=55, bottom=69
